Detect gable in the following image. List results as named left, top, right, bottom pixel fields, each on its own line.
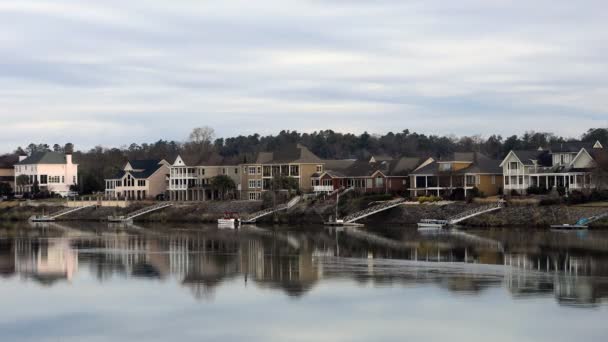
left=124, top=162, right=133, bottom=171
left=571, top=148, right=595, bottom=169
left=593, top=140, right=603, bottom=149
left=499, top=151, right=521, bottom=167
left=173, top=156, right=185, bottom=166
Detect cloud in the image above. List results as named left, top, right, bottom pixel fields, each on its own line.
left=0, top=0, right=607, bottom=153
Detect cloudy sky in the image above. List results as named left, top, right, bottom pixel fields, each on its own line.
left=1, top=0, right=607, bottom=153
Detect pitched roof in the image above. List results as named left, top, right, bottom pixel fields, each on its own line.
left=171, top=154, right=239, bottom=166
left=254, top=144, right=322, bottom=164
left=320, top=156, right=422, bottom=178
left=0, top=154, right=18, bottom=168
left=511, top=150, right=550, bottom=166
left=15, top=152, right=72, bottom=165
left=108, top=159, right=165, bottom=179
left=549, top=141, right=594, bottom=153
left=411, top=152, right=501, bottom=175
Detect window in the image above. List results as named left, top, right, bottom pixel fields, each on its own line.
left=376, top=177, right=384, bottom=187
left=366, top=179, right=373, bottom=188
left=257, top=180, right=262, bottom=189
left=518, top=176, right=523, bottom=185
left=491, top=175, right=496, bottom=185
left=61, top=176, right=64, bottom=183
left=257, top=167, right=262, bottom=175
left=73, top=176, right=76, bottom=184
left=509, top=162, right=518, bottom=170
left=40, top=175, right=48, bottom=184
left=316, top=165, right=323, bottom=173
left=248, top=180, right=256, bottom=188
left=222, top=168, right=226, bottom=175
left=560, top=154, right=565, bottom=165
left=505, top=177, right=509, bottom=185
left=290, top=165, right=299, bottom=176
left=137, top=180, right=146, bottom=186
left=249, top=192, right=261, bottom=200
left=248, top=167, right=256, bottom=175
left=466, top=175, right=476, bottom=186
left=234, top=168, right=238, bottom=174
left=201, top=168, right=205, bottom=176
left=439, top=163, right=452, bottom=172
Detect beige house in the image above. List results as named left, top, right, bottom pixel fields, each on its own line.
left=409, top=152, right=503, bottom=198
left=14, top=151, right=78, bottom=197
left=0, top=154, right=18, bottom=193
left=168, top=155, right=241, bottom=201
left=241, top=144, right=324, bottom=200
left=105, top=160, right=170, bottom=200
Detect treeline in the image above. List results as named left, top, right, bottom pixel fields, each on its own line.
left=9, top=127, right=608, bottom=194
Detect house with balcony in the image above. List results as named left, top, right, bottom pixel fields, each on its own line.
left=501, top=140, right=605, bottom=194
left=311, top=156, right=421, bottom=194
left=14, top=151, right=78, bottom=197
left=105, top=159, right=170, bottom=200
left=241, top=144, right=324, bottom=200
left=0, top=154, right=18, bottom=193
left=168, top=155, right=241, bottom=201
left=409, top=152, right=503, bottom=198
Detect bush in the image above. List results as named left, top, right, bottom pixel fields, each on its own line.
left=589, top=190, right=608, bottom=202
left=510, top=189, right=519, bottom=196
left=418, top=196, right=442, bottom=204
left=539, top=198, right=561, bottom=206
left=566, top=190, right=587, bottom=205
left=556, top=186, right=566, bottom=197
left=526, top=185, right=550, bottom=195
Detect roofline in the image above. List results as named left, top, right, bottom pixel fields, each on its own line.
left=499, top=150, right=522, bottom=167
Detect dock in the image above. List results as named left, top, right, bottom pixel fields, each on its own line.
left=108, top=202, right=173, bottom=223
left=552, top=210, right=608, bottom=230
left=241, top=196, right=301, bottom=224
left=418, top=201, right=505, bottom=229
left=29, top=204, right=97, bottom=222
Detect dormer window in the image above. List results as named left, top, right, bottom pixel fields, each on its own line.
left=509, top=162, right=518, bottom=170
left=439, top=163, right=452, bottom=172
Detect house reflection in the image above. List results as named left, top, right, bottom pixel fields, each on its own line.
left=2, top=223, right=608, bottom=307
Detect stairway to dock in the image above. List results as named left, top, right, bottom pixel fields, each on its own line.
left=108, top=202, right=173, bottom=223
left=241, top=196, right=301, bottom=224
left=418, top=201, right=505, bottom=228
left=29, top=204, right=97, bottom=222
left=575, top=211, right=608, bottom=226
left=341, top=198, right=406, bottom=224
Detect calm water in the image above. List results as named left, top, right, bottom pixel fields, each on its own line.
left=1, top=222, right=607, bottom=341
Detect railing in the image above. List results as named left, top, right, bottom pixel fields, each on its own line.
left=313, top=185, right=334, bottom=192
left=447, top=202, right=504, bottom=225
left=109, top=203, right=173, bottom=222
left=342, top=198, right=406, bottom=223
left=242, top=196, right=301, bottom=223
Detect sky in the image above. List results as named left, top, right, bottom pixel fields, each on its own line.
left=1, top=0, right=607, bottom=153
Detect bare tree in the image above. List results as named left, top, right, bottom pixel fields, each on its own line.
left=189, top=126, right=215, bottom=145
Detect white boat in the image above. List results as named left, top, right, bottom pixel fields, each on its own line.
left=218, top=218, right=239, bottom=228
left=417, top=219, right=448, bottom=229
left=550, top=224, right=588, bottom=230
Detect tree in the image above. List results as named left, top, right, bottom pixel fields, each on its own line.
left=189, top=126, right=215, bottom=145
left=64, top=143, right=74, bottom=154
left=0, top=183, right=12, bottom=196
left=210, top=175, right=236, bottom=200
left=16, top=175, right=30, bottom=193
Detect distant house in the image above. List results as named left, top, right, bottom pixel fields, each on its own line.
left=501, top=140, right=606, bottom=194
left=105, top=160, right=170, bottom=200
left=0, top=154, right=18, bottom=192
left=409, top=152, right=503, bottom=197
left=14, top=151, right=78, bottom=197
left=168, top=155, right=241, bottom=201
left=311, top=155, right=421, bottom=194
left=241, top=144, right=325, bottom=200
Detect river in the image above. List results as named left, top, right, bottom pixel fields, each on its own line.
left=0, top=222, right=607, bottom=341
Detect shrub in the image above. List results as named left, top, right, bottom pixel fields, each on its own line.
left=589, top=190, right=608, bottom=202
left=418, top=196, right=441, bottom=204
left=556, top=186, right=566, bottom=197
left=526, top=185, right=550, bottom=195
left=566, top=190, right=587, bottom=205
left=539, top=198, right=561, bottom=206
left=510, top=189, right=519, bottom=196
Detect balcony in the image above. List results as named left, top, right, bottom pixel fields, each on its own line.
left=313, top=185, right=334, bottom=193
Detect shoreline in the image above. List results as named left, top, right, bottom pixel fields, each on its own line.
left=1, top=198, right=607, bottom=228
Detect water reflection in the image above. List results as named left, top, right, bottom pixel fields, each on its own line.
left=1, top=222, right=607, bottom=307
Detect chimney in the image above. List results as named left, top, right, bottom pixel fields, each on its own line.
left=65, top=152, right=72, bottom=165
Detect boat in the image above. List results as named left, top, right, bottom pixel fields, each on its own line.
left=29, top=215, right=55, bottom=222
left=550, top=224, right=588, bottom=230
left=218, top=212, right=240, bottom=229
left=417, top=219, right=448, bottom=229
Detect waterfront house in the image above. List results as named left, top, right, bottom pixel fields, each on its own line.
left=501, top=140, right=606, bottom=194
left=311, top=155, right=421, bottom=194
left=408, top=152, right=503, bottom=198
left=0, top=154, right=18, bottom=193
left=168, top=155, right=241, bottom=201
left=241, top=144, right=324, bottom=200
left=105, top=159, right=170, bottom=200
left=14, top=151, right=78, bottom=197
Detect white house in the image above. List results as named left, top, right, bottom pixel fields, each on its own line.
left=105, top=160, right=170, bottom=200
left=14, top=151, right=78, bottom=197
left=500, top=140, right=605, bottom=194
